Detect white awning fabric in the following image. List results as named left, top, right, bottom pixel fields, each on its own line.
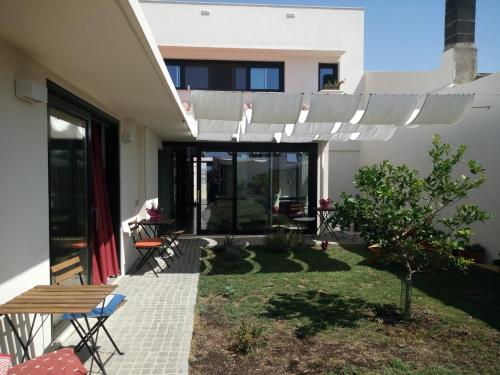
left=197, top=132, right=235, bottom=142
left=355, top=125, right=397, bottom=141
left=409, top=94, right=474, bottom=125
left=245, top=123, right=286, bottom=134
left=197, top=119, right=240, bottom=134
left=358, top=94, right=418, bottom=125
left=305, top=93, right=362, bottom=123
left=184, top=91, right=474, bottom=143
left=239, top=133, right=276, bottom=142
left=251, top=92, right=303, bottom=124
left=280, top=134, right=317, bottom=143
left=292, top=122, right=334, bottom=135
left=191, top=90, right=244, bottom=121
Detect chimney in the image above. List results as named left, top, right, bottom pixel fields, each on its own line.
left=444, top=0, right=477, bottom=83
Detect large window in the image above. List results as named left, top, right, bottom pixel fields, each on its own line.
left=318, top=63, right=339, bottom=90
left=165, top=59, right=284, bottom=92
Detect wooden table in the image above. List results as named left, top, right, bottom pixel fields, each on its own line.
left=0, top=285, right=116, bottom=374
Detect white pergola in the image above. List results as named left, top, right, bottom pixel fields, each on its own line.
left=188, top=90, right=474, bottom=143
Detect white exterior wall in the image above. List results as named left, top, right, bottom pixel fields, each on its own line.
left=0, top=40, right=161, bottom=361
left=359, top=55, right=500, bottom=261
left=141, top=1, right=365, bottom=96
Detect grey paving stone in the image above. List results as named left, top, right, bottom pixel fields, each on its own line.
left=63, top=238, right=203, bottom=375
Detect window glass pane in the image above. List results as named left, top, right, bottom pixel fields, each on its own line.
left=167, top=65, right=181, bottom=88
left=250, top=68, right=266, bottom=90
left=319, top=65, right=338, bottom=90
left=186, top=66, right=209, bottom=89
left=250, top=67, right=280, bottom=90
left=234, top=67, right=247, bottom=90
left=266, top=68, right=280, bottom=90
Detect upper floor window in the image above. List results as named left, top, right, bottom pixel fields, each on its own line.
left=318, top=63, right=339, bottom=90
left=164, top=59, right=284, bottom=92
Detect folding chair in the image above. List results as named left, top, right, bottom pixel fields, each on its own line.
left=128, top=220, right=171, bottom=277
left=157, top=227, right=185, bottom=259
left=50, top=256, right=125, bottom=356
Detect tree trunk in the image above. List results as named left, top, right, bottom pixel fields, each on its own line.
left=402, top=274, right=412, bottom=321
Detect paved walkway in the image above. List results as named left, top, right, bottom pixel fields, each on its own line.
left=63, top=237, right=204, bottom=374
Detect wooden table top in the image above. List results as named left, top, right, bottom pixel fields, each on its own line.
left=0, top=285, right=117, bottom=315
left=139, top=219, right=174, bottom=226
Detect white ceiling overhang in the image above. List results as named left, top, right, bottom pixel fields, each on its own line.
left=0, top=0, right=193, bottom=141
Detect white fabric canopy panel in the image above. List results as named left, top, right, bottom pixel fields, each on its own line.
left=245, top=123, right=286, bottom=134
left=336, top=122, right=361, bottom=133
left=292, top=122, right=334, bottom=135
left=329, top=132, right=353, bottom=142
left=305, top=93, right=362, bottom=123
left=280, top=134, right=317, bottom=143
left=239, top=133, right=276, bottom=142
left=358, top=94, right=418, bottom=125
left=409, top=94, right=474, bottom=125
left=251, top=92, right=303, bottom=124
left=197, top=132, right=234, bottom=142
left=197, top=119, right=240, bottom=134
left=355, top=125, right=397, bottom=141
left=191, top=90, right=244, bottom=121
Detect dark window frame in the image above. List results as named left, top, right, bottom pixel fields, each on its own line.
left=318, top=63, right=339, bottom=91
left=164, top=59, right=285, bottom=92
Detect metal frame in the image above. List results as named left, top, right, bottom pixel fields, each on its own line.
left=163, top=141, right=318, bottom=235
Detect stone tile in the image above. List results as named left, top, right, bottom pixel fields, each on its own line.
left=63, top=238, right=203, bottom=375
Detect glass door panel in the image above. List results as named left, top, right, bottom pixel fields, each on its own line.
left=48, top=108, right=89, bottom=281
left=199, top=151, right=233, bottom=232
left=271, top=152, right=310, bottom=227
left=236, top=152, right=272, bottom=232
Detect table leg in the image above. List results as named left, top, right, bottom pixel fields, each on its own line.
left=71, top=316, right=107, bottom=375
left=3, top=314, right=35, bottom=361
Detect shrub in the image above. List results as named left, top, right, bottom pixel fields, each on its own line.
left=264, top=226, right=304, bottom=253
left=222, top=284, right=236, bottom=298
left=231, top=320, right=266, bottom=354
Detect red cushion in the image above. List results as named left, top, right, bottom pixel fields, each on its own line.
left=8, top=348, right=87, bottom=375
left=135, top=239, right=164, bottom=248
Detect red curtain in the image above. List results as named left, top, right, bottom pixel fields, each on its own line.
left=90, top=122, right=120, bottom=284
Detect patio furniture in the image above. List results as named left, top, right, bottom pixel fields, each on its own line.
left=0, top=284, right=117, bottom=375
left=6, top=348, right=87, bottom=375
left=50, top=256, right=125, bottom=357
left=129, top=220, right=171, bottom=276
left=138, top=219, right=184, bottom=259
left=293, top=216, right=316, bottom=234
left=314, top=207, right=340, bottom=240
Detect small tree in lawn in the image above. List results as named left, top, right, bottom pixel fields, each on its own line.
left=335, top=134, right=491, bottom=320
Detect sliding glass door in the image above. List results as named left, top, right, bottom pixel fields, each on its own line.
left=237, top=152, right=272, bottom=232
left=198, top=151, right=234, bottom=232
left=194, top=144, right=316, bottom=234
left=48, top=107, right=90, bottom=281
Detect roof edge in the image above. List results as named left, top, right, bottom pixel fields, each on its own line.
left=139, top=0, right=364, bottom=12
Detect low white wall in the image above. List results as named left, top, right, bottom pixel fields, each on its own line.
left=359, top=70, right=500, bottom=261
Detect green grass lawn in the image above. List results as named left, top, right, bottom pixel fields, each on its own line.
left=189, top=242, right=500, bottom=375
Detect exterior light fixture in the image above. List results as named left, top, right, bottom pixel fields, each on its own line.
left=201, top=10, right=210, bottom=16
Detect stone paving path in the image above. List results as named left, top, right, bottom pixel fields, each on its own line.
left=64, top=237, right=204, bottom=375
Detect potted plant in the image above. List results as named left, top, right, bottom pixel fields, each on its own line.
left=322, top=75, right=345, bottom=90
left=146, top=203, right=162, bottom=221
left=319, top=198, right=333, bottom=210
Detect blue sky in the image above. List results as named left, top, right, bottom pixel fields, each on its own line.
left=182, top=0, right=500, bottom=73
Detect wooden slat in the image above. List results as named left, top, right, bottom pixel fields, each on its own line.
left=53, top=266, right=85, bottom=284
left=32, top=285, right=116, bottom=290
left=0, top=307, right=97, bottom=314
left=50, top=256, right=81, bottom=273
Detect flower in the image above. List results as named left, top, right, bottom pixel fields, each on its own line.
left=319, top=198, right=332, bottom=209
left=321, top=241, right=329, bottom=251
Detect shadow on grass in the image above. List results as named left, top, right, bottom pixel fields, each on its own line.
left=342, top=244, right=500, bottom=331
left=201, top=246, right=350, bottom=276
left=263, top=290, right=397, bottom=336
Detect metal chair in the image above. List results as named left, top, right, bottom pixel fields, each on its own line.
left=50, top=256, right=125, bottom=356
left=128, top=220, right=171, bottom=277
